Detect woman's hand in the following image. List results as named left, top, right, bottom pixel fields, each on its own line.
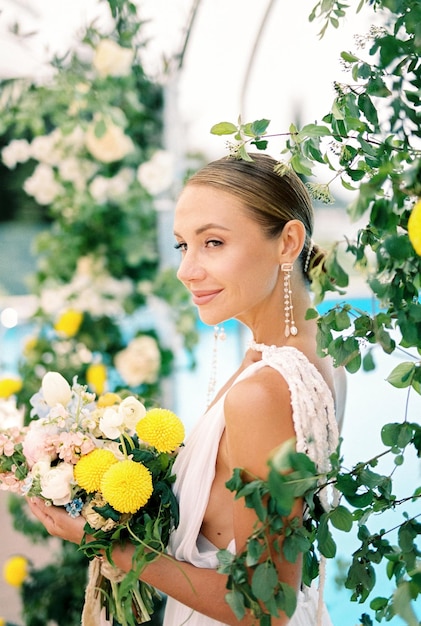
left=26, top=497, right=86, bottom=545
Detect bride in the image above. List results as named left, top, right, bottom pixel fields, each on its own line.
left=28, top=152, right=343, bottom=625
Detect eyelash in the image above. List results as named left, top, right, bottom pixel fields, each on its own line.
left=173, top=239, right=222, bottom=252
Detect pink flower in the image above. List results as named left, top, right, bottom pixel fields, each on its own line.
left=56, top=432, right=95, bottom=464
left=22, top=421, right=58, bottom=468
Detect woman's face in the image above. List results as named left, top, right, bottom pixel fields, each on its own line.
left=173, top=184, right=283, bottom=327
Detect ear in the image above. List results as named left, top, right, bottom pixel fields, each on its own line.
left=277, top=220, right=306, bottom=263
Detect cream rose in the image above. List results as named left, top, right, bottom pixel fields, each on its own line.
left=114, top=336, right=161, bottom=387
left=85, top=117, right=134, bottom=163
left=39, top=462, right=75, bottom=505
left=93, top=39, right=134, bottom=77
left=119, top=396, right=146, bottom=433
left=42, top=372, right=72, bottom=407
left=99, top=406, right=124, bottom=440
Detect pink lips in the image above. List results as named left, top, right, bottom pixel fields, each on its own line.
left=191, top=290, right=222, bottom=306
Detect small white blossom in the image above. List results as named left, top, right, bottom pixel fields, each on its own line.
left=136, top=150, right=174, bottom=196
left=1, top=139, right=31, bottom=168
left=23, top=164, right=63, bottom=205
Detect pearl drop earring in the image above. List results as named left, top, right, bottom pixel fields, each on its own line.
left=281, top=263, right=297, bottom=337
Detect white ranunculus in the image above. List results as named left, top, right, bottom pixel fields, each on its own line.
left=99, top=406, right=124, bottom=440
left=23, top=163, right=63, bottom=205
left=85, top=117, right=134, bottom=163
left=136, top=150, right=175, bottom=196
left=119, top=396, right=146, bottom=433
left=42, top=372, right=72, bottom=407
left=39, top=462, right=74, bottom=505
left=31, top=130, right=63, bottom=165
left=89, top=175, right=110, bottom=203
left=114, top=335, right=161, bottom=387
left=1, top=139, right=32, bottom=169
left=93, top=39, right=134, bottom=77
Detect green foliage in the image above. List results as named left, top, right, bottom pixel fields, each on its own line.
left=219, top=428, right=421, bottom=625
left=212, top=0, right=421, bottom=623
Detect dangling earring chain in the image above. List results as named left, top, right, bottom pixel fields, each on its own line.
left=207, top=325, right=226, bottom=407
left=281, top=262, right=298, bottom=338
left=304, top=240, right=314, bottom=274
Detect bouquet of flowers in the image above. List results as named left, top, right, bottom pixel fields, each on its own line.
left=0, top=371, right=185, bottom=626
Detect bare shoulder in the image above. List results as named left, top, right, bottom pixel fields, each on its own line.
left=223, top=367, right=295, bottom=478
left=224, top=366, right=290, bottom=421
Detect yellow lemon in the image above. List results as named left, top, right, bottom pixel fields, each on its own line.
left=3, top=555, right=28, bottom=587
left=408, top=199, right=421, bottom=255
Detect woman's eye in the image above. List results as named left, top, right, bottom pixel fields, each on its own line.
left=174, top=242, right=187, bottom=252
left=206, top=239, right=222, bottom=248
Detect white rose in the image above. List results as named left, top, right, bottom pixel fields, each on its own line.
left=1, top=139, right=31, bottom=169
left=136, top=150, right=174, bottom=196
left=89, top=175, right=110, bottom=203
left=31, top=130, right=63, bottom=165
left=99, top=406, right=124, bottom=440
left=40, top=462, right=74, bottom=505
left=23, top=163, right=63, bottom=205
left=114, top=336, right=161, bottom=387
left=85, top=117, right=134, bottom=163
left=93, top=39, right=134, bottom=77
left=118, top=396, right=146, bottom=433
left=42, top=372, right=72, bottom=407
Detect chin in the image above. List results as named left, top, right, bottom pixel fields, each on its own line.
left=197, top=310, right=229, bottom=327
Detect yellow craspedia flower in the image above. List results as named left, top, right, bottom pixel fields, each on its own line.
left=86, top=363, right=107, bottom=395
left=23, top=336, right=37, bottom=356
left=74, top=448, right=118, bottom=493
left=0, top=617, right=5, bottom=626
left=0, top=378, right=22, bottom=398
left=3, top=555, right=28, bottom=587
left=54, top=309, right=83, bottom=337
left=101, top=460, right=153, bottom=514
left=136, top=408, right=185, bottom=453
left=408, top=199, right=421, bottom=255
left=97, top=392, right=121, bottom=408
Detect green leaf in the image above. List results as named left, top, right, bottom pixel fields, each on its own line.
left=246, top=538, right=265, bottom=567
left=225, top=590, right=246, bottom=620
left=341, top=51, right=359, bottom=63
left=278, top=582, right=297, bottom=618
left=317, top=514, right=337, bottom=558
left=386, top=362, right=416, bottom=388
left=250, top=118, right=270, bottom=136
left=298, top=123, right=331, bottom=138
left=329, top=505, right=353, bottom=532
left=251, top=562, right=278, bottom=602
left=210, top=121, right=238, bottom=135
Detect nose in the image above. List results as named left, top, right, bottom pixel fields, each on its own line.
left=176, top=250, right=206, bottom=284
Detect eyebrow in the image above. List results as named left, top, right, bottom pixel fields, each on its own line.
left=173, top=223, right=231, bottom=237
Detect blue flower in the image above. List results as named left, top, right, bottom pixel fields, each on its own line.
left=65, top=497, right=84, bottom=518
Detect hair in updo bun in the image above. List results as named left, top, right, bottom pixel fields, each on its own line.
left=186, top=152, right=328, bottom=282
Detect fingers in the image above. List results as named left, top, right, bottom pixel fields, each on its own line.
left=26, top=497, right=85, bottom=544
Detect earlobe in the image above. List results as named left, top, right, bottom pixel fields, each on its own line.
left=277, top=220, right=306, bottom=263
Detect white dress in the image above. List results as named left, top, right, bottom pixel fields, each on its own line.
left=163, top=345, right=339, bottom=626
